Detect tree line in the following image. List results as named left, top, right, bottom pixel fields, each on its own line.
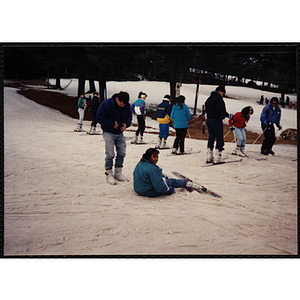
left=3, top=43, right=298, bottom=100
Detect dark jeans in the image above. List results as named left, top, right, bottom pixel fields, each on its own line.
left=173, top=128, right=187, bottom=152
left=91, top=117, right=97, bottom=128
left=261, top=122, right=276, bottom=151
left=206, top=118, right=224, bottom=151
left=136, top=115, right=145, bottom=136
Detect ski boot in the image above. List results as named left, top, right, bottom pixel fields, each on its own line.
left=213, top=150, right=225, bottom=164
left=206, top=148, right=213, bottom=163
left=186, top=181, right=201, bottom=192
left=155, top=138, right=162, bottom=149
left=131, top=135, right=138, bottom=144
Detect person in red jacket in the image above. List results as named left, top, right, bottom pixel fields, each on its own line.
left=228, top=106, right=253, bottom=157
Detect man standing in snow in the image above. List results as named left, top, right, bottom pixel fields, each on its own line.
left=260, top=97, right=282, bottom=155
left=96, top=92, right=132, bottom=185
left=130, top=91, right=147, bottom=144
left=155, top=94, right=173, bottom=149
left=204, top=85, right=231, bottom=164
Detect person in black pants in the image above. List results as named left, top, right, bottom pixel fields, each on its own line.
left=89, top=92, right=100, bottom=134
left=170, top=95, right=191, bottom=155
left=204, top=86, right=231, bottom=164
left=260, top=97, right=282, bottom=155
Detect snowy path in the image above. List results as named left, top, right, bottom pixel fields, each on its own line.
left=4, top=87, right=297, bottom=255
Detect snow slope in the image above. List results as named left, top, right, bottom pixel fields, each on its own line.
left=4, top=84, right=297, bottom=256
left=48, top=78, right=297, bottom=134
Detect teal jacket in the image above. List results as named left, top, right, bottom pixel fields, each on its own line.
left=133, top=159, right=169, bottom=196
left=170, top=103, right=191, bottom=129
left=77, top=97, right=85, bottom=109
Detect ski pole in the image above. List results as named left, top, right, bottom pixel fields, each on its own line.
left=246, top=127, right=268, bottom=152
left=223, top=129, right=232, bottom=139
left=251, top=127, right=267, bottom=145
left=187, top=129, right=191, bottom=139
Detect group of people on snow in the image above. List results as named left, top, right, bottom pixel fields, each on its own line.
left=260, top=94, right=296, bottom=109
left=76, top=85, right=282, bottom=198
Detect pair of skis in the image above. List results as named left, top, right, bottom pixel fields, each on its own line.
left=230, top=152, right=268, bottom=161
left=202, top=157, right=243, bottom=167
left=167, top=149, right=201, bottom=156
left=172, top=171, right=222, bottom=199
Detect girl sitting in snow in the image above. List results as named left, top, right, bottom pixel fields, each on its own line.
left=228, top=106, right=254, bottom=157
left=133, top=148, right=200, bottom=197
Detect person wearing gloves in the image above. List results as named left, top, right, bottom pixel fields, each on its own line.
left=204, top=85, right=232, bottom=164
left=155, top=94, right=173, bottom=149
left=229, top=106, right=254, bottom=157
left=260, top=97, right=282, bottom=155
left=133, top=148, right=200, bottom=197
left=130, top=91, right=147, bottom=144
left=96, top=91, right=132, bottom=185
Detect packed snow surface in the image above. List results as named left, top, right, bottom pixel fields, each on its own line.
left=4, top=81, right=297, bottom=255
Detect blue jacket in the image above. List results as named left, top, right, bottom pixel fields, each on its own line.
left=156, top=100, right=172, bottom=124
left=260, top=103, right=281, bottom=126
left=96, top=94, right=132, bottom=134
left=170, top=103, right=191, bottom=129
left=133, top=159, right=169, bottom=197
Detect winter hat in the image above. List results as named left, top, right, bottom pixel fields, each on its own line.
left=138, top=91, right=148, bottom=99
left=163, top=94, right=171, bottom=101
left=117, top=91, right=130, bottom=104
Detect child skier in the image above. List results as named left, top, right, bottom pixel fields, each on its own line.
left=133, top=148, right=200, bottom=197
left=130, top=91, right=147, bottom=144
left=155, top=94, right=173, bottom=149
left=228, top=106, right=254, bottom=157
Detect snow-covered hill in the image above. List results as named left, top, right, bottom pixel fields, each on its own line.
left=4, top=84, right=297, bottom=256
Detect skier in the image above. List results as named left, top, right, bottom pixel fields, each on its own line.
left=260, top=97, right=282, bottom=155
left=133, top=148, right=200, bottom=197
left=96, top=91, right=132, bottom=184
left=228, top=106, right=254, bottom=157
left=170, top=95, right=191, bottom=154
left=155, top=94, right=173, bottom=149
left=259, top=95, right=264, bottom=105
left=89, top=91, right=100, bottom=134
left=76, top=93, right=86, bottom=131
left=130, top=91, right=147, bottom=144
left=204, top=85, right=232, bottom=164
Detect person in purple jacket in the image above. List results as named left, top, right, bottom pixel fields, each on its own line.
left=130, top=91, right=147, bottom=144
left=260, top=97, right=282, bottom=155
